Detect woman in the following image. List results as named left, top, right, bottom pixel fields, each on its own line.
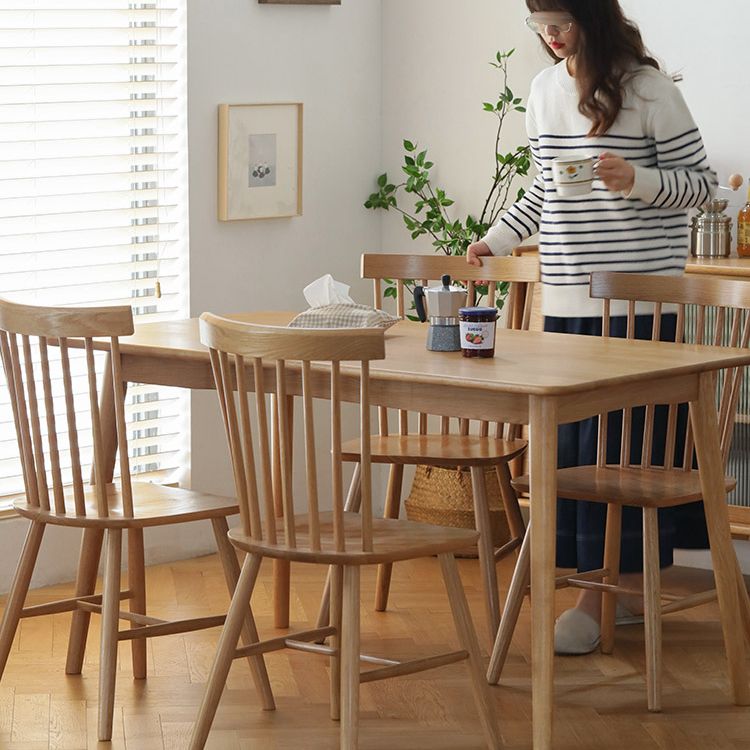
left=468, top=0, right=715, bottom=654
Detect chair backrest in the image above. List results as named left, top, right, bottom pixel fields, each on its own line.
left=200, top=313, right=386, bottom=554
left=362, top=251, right=539, bottom=329
left=361, top=251, right=540, bottom=439
left=589, top=271, right=750, bottom=470
left=0, top=298, right=135, bottom=517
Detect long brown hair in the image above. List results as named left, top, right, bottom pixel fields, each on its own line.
left=525, top=0, right=660, bottom=136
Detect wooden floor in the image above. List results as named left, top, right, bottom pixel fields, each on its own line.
left=0, top=551, right=749, bottom=750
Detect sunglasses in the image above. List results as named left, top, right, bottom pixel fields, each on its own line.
left=525, top=15, right=574, bottom=34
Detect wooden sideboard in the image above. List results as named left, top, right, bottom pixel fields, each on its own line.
left=511, top=249, right=750, bottom=537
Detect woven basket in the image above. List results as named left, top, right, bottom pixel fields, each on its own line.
left=404, top=464, right=511, bottom=557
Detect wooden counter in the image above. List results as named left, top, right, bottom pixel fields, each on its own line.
left=686, top=256, right=750, bottom=278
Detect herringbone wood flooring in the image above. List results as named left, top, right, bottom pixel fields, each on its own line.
left=0, top=550, right=749, bottom=749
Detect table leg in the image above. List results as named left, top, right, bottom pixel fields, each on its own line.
left=529, top=395, right=557, bottom=750
left=691, top=373, right=750, bottom=704
left=96, top=354, right=120, bottom=486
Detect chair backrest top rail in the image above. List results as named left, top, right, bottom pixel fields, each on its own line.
left=361, top=252, right=540, bottom=284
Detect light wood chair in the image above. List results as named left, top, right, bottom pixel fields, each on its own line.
left=0, top=298, right=274, bottom=742
left=191, top=314, right=501, bottom=749
left=489, top=270, right=750, bottom=711
left=316, top=252, right=539, bottom=640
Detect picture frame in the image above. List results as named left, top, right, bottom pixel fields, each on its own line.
left=218, top=103, right=303, bottom=221
left=259, top=1, right=340, bottom=4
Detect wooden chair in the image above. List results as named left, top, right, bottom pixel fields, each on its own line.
left=191, top=314, right=501, bottom=749
left=316, top=252, right=539, bottom=640
left=489, top=270, right=750, bottom=711
left=0, top=298, right=274, bottom=741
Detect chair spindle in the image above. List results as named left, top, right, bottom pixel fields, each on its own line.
left=301, top=360, right=321, bottom=551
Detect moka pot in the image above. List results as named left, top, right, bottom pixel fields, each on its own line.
left=413, top=274, right=467, bottom=352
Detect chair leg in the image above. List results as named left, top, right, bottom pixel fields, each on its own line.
left=210, top=517, right=275, bottom=711
left=66, top=527, right=104, bottom=675
left=374, top=463, right=404, bottom=612
left=642, top=507, right=662, bottom=712
left=439, top=554, right=502, bottom=750
left=190, top=553, right=265, bottom=750
left=691, top=377, right=750, bottom=705
left=317, top=465, right=361, bottom=630
left=0, top=521, right=45, bottom=679
left=470, top=465, right=501, bottom=641
left=601, top=504, right=622, bottom=655
left=495, top=462, right=526, bottom=543
left=340, top=565, right=360, bottom=750
left=98, top=528, right=123, bottom=742
left=734, top=555, right=750, bottom=650
left=329, top=565, right=344, bottom=721
left=127, top=528, right=147, bottom=680
left=487, top=522, right=530, bottom=684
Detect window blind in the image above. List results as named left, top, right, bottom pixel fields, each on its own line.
left=0, top=0, right=189, bottom=506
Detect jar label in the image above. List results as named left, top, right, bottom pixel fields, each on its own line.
left=460, top=321, right=495, bottom=350
left=739, top=221, right=750, bottom=246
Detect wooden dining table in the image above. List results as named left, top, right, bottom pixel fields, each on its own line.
left=84, top=312, right=750, bottom=749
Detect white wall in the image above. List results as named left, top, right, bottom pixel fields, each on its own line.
left=380, top=0, right=544, bottom=255
left=0, top=0, right=383, bottom=594
left=187, top=0, right=384, bottom=514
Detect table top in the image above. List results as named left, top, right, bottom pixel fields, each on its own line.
left=108, top=312, right=750, bottom=398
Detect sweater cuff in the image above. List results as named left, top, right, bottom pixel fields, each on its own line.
left=623, top=165, right=662, bottom=203
left=480, top=223, right=517, bottom=257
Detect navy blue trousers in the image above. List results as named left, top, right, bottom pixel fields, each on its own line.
left=544, top=314, right=709, bottom=573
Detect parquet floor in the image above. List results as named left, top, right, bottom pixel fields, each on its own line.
left=1, top=551, right=749, bottom=749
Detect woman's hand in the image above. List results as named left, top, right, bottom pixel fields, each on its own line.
left=596, top=152, right=635, bottom=194
left=467, top=240, right=492, bottom=267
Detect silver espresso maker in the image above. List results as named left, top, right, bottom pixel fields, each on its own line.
left=413, top=274, right=467, bottom=352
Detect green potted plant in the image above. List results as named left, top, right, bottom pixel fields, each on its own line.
left=365, top=49, right=532, bottom=313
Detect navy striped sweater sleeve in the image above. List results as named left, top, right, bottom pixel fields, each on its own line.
left=626, top=81, right=717, bottom=208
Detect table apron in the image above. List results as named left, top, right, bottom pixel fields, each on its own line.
left=121, top=355, right=702, bottom=427
left=556, top=371, right=700, bottom=424
left=121, top=355, right=216, bottom=390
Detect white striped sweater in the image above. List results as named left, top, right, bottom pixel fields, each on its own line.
left=482, top=61, right=717, bottom=317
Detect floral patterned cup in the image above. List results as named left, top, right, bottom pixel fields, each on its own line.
left=552, top=155, right=595, bottom=197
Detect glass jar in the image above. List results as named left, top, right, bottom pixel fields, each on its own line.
left=459, top=307, right=498, bottom=358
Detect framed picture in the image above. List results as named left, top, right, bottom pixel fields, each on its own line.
left=259, top=1, right=340, bottom=4
left=218, top=103, right=303, bottom=221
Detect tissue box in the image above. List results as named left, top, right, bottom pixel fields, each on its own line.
left=288, top=303, right=400, bottom=330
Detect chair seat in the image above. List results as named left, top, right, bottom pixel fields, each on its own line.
left=228, top=510, right=480, bottom=565
left=512, top=465, right=737, bottom=508
left=14, top=482, right=238, bottom=528
left=341, top=434, right=527, bottom=467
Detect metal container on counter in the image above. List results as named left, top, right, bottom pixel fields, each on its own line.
left=690, top=198, right=732, bottom=258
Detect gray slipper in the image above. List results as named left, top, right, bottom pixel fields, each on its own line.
left=615, top=602, right=645, bottom=626
left=554, top=608, right=601, bottom=655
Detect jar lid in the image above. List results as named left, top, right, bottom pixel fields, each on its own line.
left=459, top=306, right=498, bottom=317
left=693, top=214, right=732, bottom=228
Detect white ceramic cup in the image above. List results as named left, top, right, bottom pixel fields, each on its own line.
left=552, top=155, right=595, bottom=197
